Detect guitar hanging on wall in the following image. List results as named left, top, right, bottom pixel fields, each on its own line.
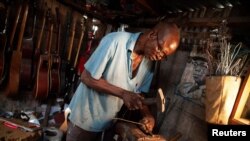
left=20, top=0, right=37, bottom=90
left=0, top=5, right=9, bottom=86
left=32, top=2, right=47, bottom=90
left=0, top=4, right=21, bottom=87
left=50, top=6, right=61, bottom=95
left=34, top=8, right=53, bottom=100
left=6, top=3, right=29, bottom=97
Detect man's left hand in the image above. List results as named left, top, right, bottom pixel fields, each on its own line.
left=139, top=116, right=155, bottom=134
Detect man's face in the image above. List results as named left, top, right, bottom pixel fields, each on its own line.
left=192, top=59, right=208, bottom=83
left=144, top=31, right=179, bottom=61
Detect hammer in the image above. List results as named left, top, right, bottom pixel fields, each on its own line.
left=143, top=88, right=165, bottom=113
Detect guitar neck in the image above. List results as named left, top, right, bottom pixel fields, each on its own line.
left=1, top=5, right=10, bottom=34
left=73, top=18, right=86, bottom=68
left=66, top=12, right=77, bottom=61
left=46, top=24, right=53, bottom=55
left=35, top=5, right=47, bottom=51
left=30, top=0, right=38, bottom=39
left=55, top=7, right=61, bottom=55
left=44, top=8, right=53, bottom=55
left=9, top=5, right=22, bottom=48
left=16, top=3, right=29, bottom=52
left=73, top=26, right=85, bottom=68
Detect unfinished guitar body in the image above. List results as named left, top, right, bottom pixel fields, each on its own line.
left=115, top=122, right=166, bottom=141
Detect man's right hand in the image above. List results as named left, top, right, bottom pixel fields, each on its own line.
left=122, top=91, right=144, bottom=110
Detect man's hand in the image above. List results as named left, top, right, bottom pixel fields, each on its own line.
left=139, top=104, right=155, bottom=134
left=139, top=116, right=155, bottom=134
left=122, top=91, right=144, bottom=110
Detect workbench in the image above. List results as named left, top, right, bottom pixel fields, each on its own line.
left=0, top=118, right=42, bottom=141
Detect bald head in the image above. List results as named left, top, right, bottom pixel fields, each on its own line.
left=154, top=22, right=180, bottom=55
left=153, top=22, right=180, bottom=37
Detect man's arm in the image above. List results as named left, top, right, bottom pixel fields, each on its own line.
left=81, top=69, right=144, bottom=110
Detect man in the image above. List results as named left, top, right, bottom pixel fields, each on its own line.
left=66, top=21, right=180, bottom=141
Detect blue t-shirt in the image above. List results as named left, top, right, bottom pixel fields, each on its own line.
left=68, top=32, right=154, bottom=132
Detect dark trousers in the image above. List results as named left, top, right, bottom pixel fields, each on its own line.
left=66, top=121, right=102, bottom=141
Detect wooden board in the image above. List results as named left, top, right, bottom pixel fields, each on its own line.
left=0, top=117, right=41, bottom=132
left=0, top=118, right=42, bottom=141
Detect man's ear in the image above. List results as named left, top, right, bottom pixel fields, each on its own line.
left=148, top=30, right=157, bottom=40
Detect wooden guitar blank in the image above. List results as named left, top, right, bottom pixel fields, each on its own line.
left=0, top=5, right=20, bottom=85
left=6, top=3, right=29, bottom=97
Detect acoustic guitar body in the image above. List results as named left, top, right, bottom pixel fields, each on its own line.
left=6, top=51, right=22, bottom=97
left=34, top=55, right=50, bottom=100
left=20, top=38, right=34, bottom=89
